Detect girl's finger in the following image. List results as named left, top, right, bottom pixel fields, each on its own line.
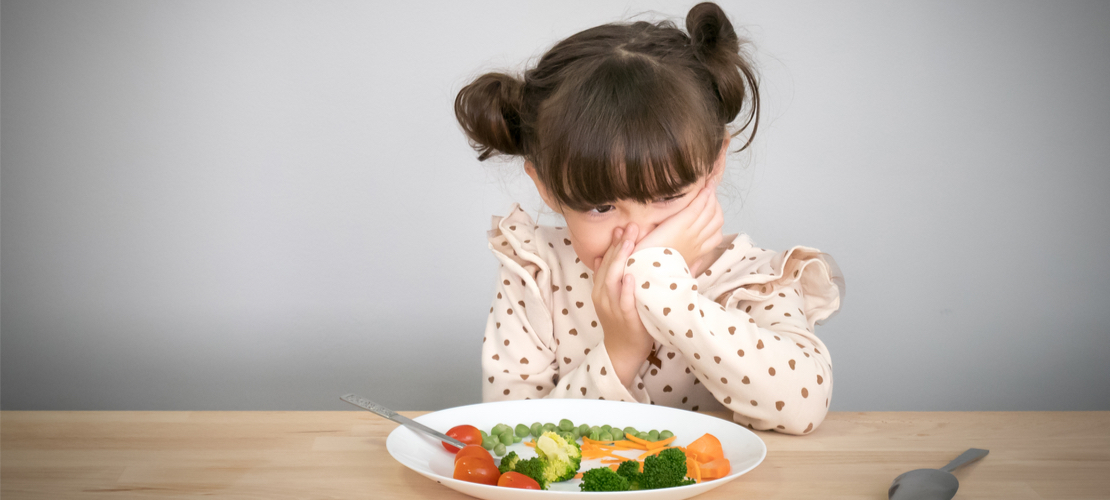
left=698, top=200, right=725, bottom=242
left=685, top=186, right=712, bottom=218
left=601, top=225, right=627, bottom=267
left=619, top=273, right=637, bottom=317
left=701, top=232, right=723, bottom=255
left=593, top=227, right=625, bottom=302
left=623, top=223, right=639, bottom=248
left=691, top=189, right=718, bottom=231
left=603, top=240, right=630, bottom=305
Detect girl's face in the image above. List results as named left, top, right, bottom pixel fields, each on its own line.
left=525, top=142, right=727, bottom=273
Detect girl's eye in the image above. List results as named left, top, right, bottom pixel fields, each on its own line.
left=656, top=193, right=686, bottom=203
left=589, top=205, right=615, bottom=215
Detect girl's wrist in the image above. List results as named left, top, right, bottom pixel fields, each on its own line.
left=604, top=335, right=652, bottom=388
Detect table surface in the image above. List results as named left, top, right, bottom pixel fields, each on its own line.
left=2, top=411, right=1107, bottom=499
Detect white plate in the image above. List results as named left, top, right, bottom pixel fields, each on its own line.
left=385, top=399, right=766, bottom=499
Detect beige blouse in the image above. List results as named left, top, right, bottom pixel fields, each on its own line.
left=482, top=203, right=845, bottom=435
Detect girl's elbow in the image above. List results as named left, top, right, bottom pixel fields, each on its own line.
left=729, top=393, right=829, bottom=435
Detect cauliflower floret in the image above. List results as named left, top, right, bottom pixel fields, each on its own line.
left=534, top=431, right=583, bottom=484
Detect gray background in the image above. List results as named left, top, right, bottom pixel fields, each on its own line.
left=2, top=0, right=1108, bottom=412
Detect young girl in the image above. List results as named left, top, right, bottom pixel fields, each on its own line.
left=455, top=2, right=844, bottom=435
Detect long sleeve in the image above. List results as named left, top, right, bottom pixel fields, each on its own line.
left=624, top=243, right=843, bottom=434
left=482, top=204, right=649, bottom=404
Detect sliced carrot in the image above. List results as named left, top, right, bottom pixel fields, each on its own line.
left=525, top=441, right=535, bottom=448
left=646, top=435, right=677, bottom=449
left=699, top=457, right=731, bottom=480
left=684, top=449, right=698, bottom=480
left=686, top=433, right=724, bottom=464
left=615, top=440, right=644, bottom=450
left=574, top=472, right=583, bottom=480
left=624, top=433, right=652, bottom=446
left=636, top=445, right=679, bottom=460
left=591, top=450, right=626, bottom=461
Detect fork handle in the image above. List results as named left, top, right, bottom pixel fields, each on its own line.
left=340, top=393, right=467, bottom=449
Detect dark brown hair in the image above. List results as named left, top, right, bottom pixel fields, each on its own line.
left=455, top=2, right=759, bottom=211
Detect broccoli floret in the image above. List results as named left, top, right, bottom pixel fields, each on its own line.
left=512, top=457, right=550, bottom=489
left=499, top=452, right=547, bottom=489
left=640, top=447, right=696, bottom=489
left=579, top=467, right=630, bottom=492
left=616, top=458, right=643, bottom=489
left=534, top=431, right=583, bottom=484
left=498, top=451, right=520, bottom=474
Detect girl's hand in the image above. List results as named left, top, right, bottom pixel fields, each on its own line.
left=592, top=224, right=654, bottom=389
left=634, top=185, right=724, bottom=277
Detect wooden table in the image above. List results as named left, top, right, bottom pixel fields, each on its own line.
left=2, top=411, right=1107, bottom=499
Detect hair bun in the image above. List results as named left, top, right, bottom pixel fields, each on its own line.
left=454, top=72, right=525, bottom=160
left=686, top=2, right=738, bottom=59
left=685, top=2, right=756, bottom=130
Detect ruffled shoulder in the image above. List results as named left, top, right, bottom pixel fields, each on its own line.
left=488, top=203, right=541, bottom=265
left=488, top=203, right=554, bottom=306
left=704, top=234, right=845, bottom=327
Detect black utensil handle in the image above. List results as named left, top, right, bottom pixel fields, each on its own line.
left=940, top=448, right=989, bottom=473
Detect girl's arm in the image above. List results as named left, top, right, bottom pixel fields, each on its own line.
left=482, top=206, right=650, bottom=404
left=481, top=262, right=649, bottom=403
left=625, top=244, right=842, bottom=435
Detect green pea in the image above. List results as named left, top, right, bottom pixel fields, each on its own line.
left=542, top=423, right=556, bottom=434
left=480, top=429, right=488, bottom=439
left=578, top=424, right=590, bottom=435
left=589, top=429, right=601, bottom=441
left=513, top=435, right=523, bottom=443
left=482, top=435, right=496, bottom=450
left=599, top=431, right=613, bottom=441
left=600, top=424, right=611, bottom=432
left=659, top=430, right=674, bottom=440
left=530, top=422, right=543, bottom=437
left=623, top=427, right=638, bottom=437
left=515, top=424, right=530, bottom=437
left=559, top=419, right=574, bottom=431
left=494, top=443, right=507, bottom=456
left=492, top=424, right=507, bottom=435
left=499, top=430, right=514, bottom=445
left=648, top=430, right=660, bottom=441
left=638, top=432, right=649, bottom=440
left=560, top=431, right=576, bottom=442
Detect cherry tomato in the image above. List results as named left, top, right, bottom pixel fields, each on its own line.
left=497, top=471, right=541, bottom=490
left=454, top=444, right=494, bottom=465
left=453, top=456, right=500, bottom=486
left=442, top=424, right=482, bottom=453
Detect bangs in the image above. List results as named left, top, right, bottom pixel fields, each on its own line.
left=532, top=53, right=723, bottom=212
